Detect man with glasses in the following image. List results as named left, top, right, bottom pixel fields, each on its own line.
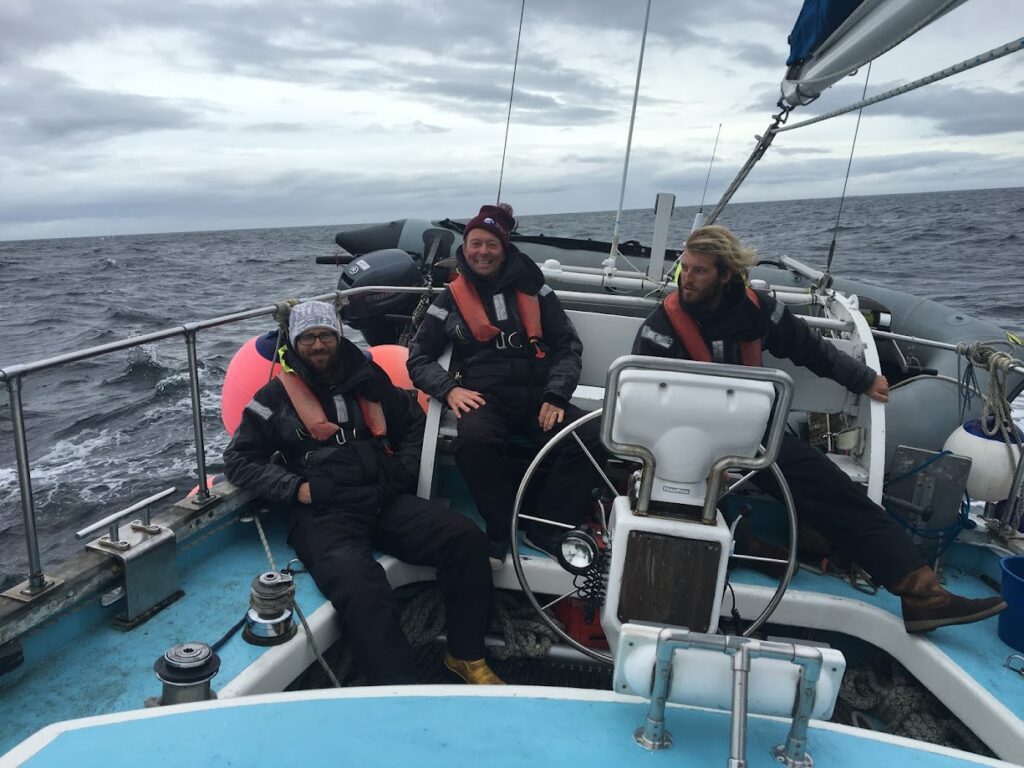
left=225, top=300, right=502, bottom=685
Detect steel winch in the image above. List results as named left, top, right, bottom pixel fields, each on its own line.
left=148, top=642, right=220, bottom=707
left=242, top=570, right=298, bottom=646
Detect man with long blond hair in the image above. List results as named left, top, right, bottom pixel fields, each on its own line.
left=632, top=225, right=1005, bottom=633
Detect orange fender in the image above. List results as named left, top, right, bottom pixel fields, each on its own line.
left=369, top=344, right=429, bottom=413
left=221, top=334, right=281, bottom=435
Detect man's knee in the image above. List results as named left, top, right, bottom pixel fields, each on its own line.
left=314, top=553, right=387, bottom=605
left=449, top=516, right=489, bottom=554
left=456, top=416, right=504, bottom=448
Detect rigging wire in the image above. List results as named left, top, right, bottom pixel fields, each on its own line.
left=776, top=37, right=1024, bottom=133
left=608, top=0, right=653, bottom=268
left=822, top=61, right=872, bottom=285
left=496, top=0, right=527, bottom=204
left=705, top=108, right=789, bottom=226
left=708, top=37, right=1024, bottom=225
left=698, top=123, right=723, bottom=212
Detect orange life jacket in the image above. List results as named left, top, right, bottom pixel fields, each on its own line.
left=663, top=287, right=763, bottom=367
left=448, top=274, right=546, bottom=359
left=278, top=372, right=388, bottom=445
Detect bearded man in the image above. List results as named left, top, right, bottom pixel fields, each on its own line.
left=225, top=300, right=502, bottom=684
left=632, top=225, right=1006, bottom=633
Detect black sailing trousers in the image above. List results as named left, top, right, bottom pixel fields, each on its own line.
left=454, top=398, right=605, bottom=546
left=751, top=433, right=926, bottom=587
left=288, top=493, right=492, bottom=685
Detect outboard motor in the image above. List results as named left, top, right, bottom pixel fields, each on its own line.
left=337, top=248, right=425, bottom=346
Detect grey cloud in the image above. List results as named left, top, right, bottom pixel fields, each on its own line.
left=870, top=86, right=1024, bottom=136
left=0, top=66, right=199, bottom=145
left=0, top=0, right=801, bottom=141
left=389, top=55, right=624, bottom=126
left=412, top=121, right=448, bottom=134
left=562, top=153, right=617, bottom=164
left=773, top=146, right=831, bottom=156
left=750, top=150, right=1013, bottom=188
left=240, top=122, right=313, bottom=134
left=0, top=165, right=494, bottom=235
left=4, top=144, right=1021, bottom=241
left=800, top=80, right=1024, bottom=137
left=732, top=42, right=787, bottom=70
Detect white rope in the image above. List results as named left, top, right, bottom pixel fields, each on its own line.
left=251, top=513, right=341, bottom=687
left=957, top=343, right=1024, bottom=530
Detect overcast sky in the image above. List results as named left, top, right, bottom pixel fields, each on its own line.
left=1, top=0, right=1021, bottom=240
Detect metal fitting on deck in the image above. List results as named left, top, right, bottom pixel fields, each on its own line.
left=243, top=571, right=297, bottom=647
left=150, top=642, right=220, bottom=707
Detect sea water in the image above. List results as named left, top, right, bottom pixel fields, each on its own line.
left=0, top=187, right=1022, bottom=578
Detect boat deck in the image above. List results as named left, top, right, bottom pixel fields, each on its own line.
left=0, top=500, right=1021, bottom=762
left=7, top=687, right=1015, bottom=768
left=0, top=512, right=316, bottom=756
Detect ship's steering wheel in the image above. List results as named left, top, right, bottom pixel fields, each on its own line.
left=509, top=408, right=799, bottom=665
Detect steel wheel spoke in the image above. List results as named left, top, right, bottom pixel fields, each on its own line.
left=519, top=514, right=574, bottom=530
left=511, top=407, right=613, bottom=664
left=541, top=587, right=581, bottom=612
left=573, top=430, right=617, bottom=497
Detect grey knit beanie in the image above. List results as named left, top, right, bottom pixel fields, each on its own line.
left=288, top=300, right=342, bottom=346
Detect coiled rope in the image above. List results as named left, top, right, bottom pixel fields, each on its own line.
left=957, top=343, right=1023, bottom=472
left=398, top=583, right=560, bottom=661
left=251, top=513, right=342, bottom=687
left=957, top=342, right=1024, bottom=532
left=839, top=662, right=991, bottom=755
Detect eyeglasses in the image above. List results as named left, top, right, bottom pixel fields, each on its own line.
left=296, top=331, right=339, bottom=347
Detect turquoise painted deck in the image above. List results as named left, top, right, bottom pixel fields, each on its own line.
left=0, top=512, right=327, bottom=756
left=1, top=461, right=1020, bottom=762
left=738, top=558, right=1024, bottom=718
left=12, top=689, right=1008, bottom=768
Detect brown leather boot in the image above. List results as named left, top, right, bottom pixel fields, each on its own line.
left=889, top=566, right=1007, bottom=633
left=444, top=654, right=506, bottom=685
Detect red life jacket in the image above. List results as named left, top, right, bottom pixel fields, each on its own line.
left=448, top=274, right=546, bottom=359
left=278, top=372, right=388, bottom=446
left=663, top=287, right=763, bottom=367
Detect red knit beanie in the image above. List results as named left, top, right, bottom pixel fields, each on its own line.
left=464, top=204, right=516, bottom=251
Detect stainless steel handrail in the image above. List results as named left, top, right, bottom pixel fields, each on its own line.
left=601, top=355, right=795, bottom=520
left=0, top=284, right=438, bottom=597
left=636, top=628, right=821, bottom=767
left=74, top=488, right=176, bottom=541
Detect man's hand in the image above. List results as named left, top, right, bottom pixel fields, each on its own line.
left=297, top=482, right=312, bottom=504
left=538, top=401, right=565, bottom=432
left=865, top=374, right=890, bottom=403
left=446, top=386, right=486, bottom=417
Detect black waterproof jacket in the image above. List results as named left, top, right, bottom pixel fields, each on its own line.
left=407, top=243, right=583, bottom=408
left=631, top=283, right=876, bottom=393
left=224, top=337, right=423, bottom=515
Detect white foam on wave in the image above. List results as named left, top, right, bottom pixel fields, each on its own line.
left=0, top=467, right=16, bottom=492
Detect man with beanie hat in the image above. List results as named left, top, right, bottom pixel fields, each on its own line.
left=225, top=300, right=503, bottom=685
left=408, top=204, right=606, bottom=568
left=631, top=225, right=1006, bottom=634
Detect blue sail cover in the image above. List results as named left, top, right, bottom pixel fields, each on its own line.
left=786, top=0, right=866, bottom=66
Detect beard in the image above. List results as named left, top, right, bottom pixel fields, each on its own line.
left=681, top=282, right=723, bottom=309
left=300, top=346, right=345, bottom=384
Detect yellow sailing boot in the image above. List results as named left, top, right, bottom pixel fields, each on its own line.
left=444, top=654, right=506, bottom=685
